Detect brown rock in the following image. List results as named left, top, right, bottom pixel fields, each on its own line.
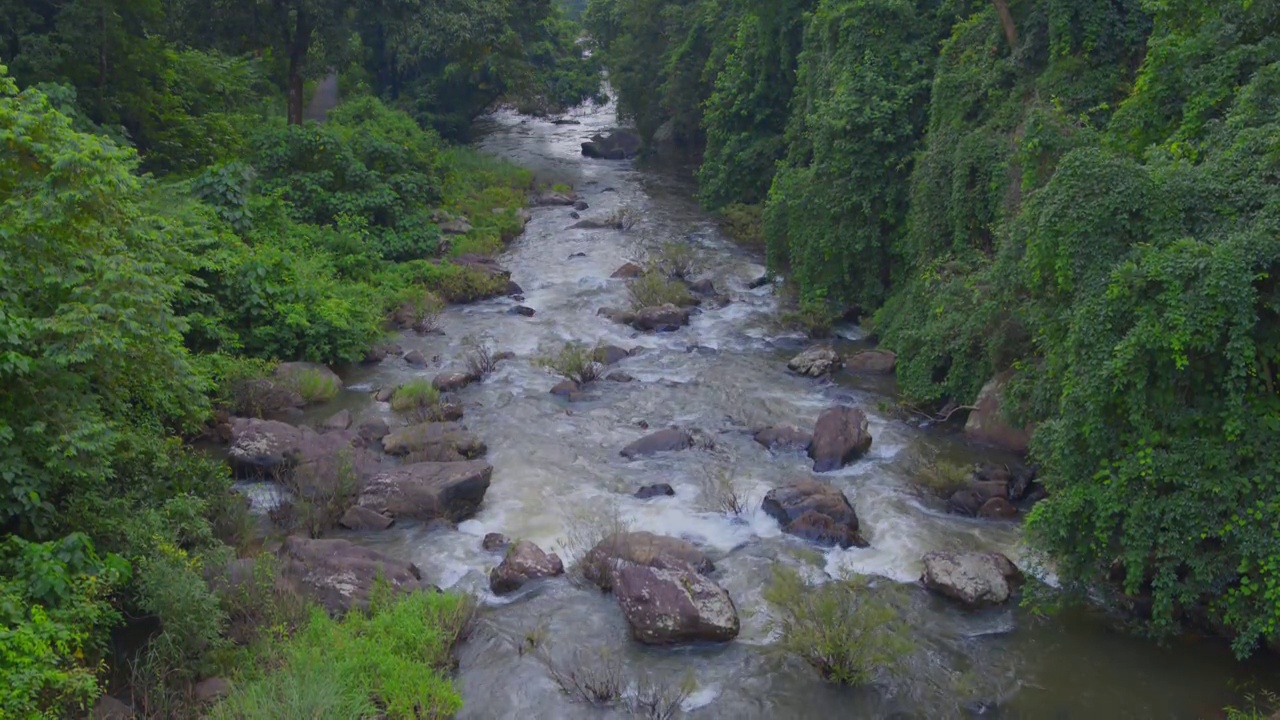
left=277, top=536, right=427, bottom=615
left=762, top=479, right=868, bottom=548
left=978, top=497, right=1019, bottom=519
left=964, top=370, right=1034, bottom=453
left=631, top=304, right=691, bottom=332
left=845, top=350, right=897, bottom=374
left=339, top=505, right=395, bottom=531
left=808, top=406, right=873, bottom=472
left=689, top=278, right=716, bottom=295
left=482, top=533, right=511, bottom=551
left=489, top=540, right=565, bottom=595
left=358, top=460, right=492, bottom=523
left=611, top=262, right=645, bottom=279
left=550, top=380, right=580, bottom=397
left=381, top=422, right=486, bottom=460
left=92, top=696, right=134, bottom=720
left=582, top=531, right=714, bottom=591
left=433, top=372, right=474, bottom=393
left=614, top=559, right=740, bottom=645
left=620, top=428, right=694, bottom=459
left=404, top=350, right=428, bottom=367
left=635, top=483, right=675, bottom=499
left=322, top=409, right=352, bottom=431
left=753, top=425, right=813, bottom=452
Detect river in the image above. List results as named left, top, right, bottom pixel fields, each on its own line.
left=286, top=98, right=1276, bottom=718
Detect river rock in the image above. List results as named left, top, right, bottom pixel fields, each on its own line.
left=582, top=531, right=714, bottom=591
left=606, top=372, right=635, bottom=383
left=788, top=346, right=842, bottom=377
left=482, top=533, right=510, bottom=551
left=92, top=696, right=135, bottom=720
left=194, top=677, right=233, bottom=705
left=614, top=558, right=740, bottom=645
left=357, top=418, right=391, bottom=443
left=689, top=278, right=716, bottom=295
left=338, top=505, right=395, bottom=531
left=404, top=350, right=428, bottom=367
left=753, top=425, right=813, bottom=452
left=227, top=418, right=369, bottom=479
left=748, top=274, right=772, bottom=289
left=381, top=422, right=487, bottom=460
left=599, top=307, right=637, bottom=325
left=631, top=304, right=691, bottom=332
left=362, top=342, right=402, bottom=364
left=273, top=361, right=343, bottom=396
left=809, top=406, right=873, bottom=472
left=978, top=497, right=1019, bottom=519
left=277, top=536, right=427, bottom=615
left=534, top=191, right=575, bottom=206
left=321, top=409, right=352, bottom=432
left=433, top=372, right=474, bottom=393
left=357, top=460, right=493, bottom=523
left=594, top=345, right=630, bottom=365
left=581, top=130, right=642, bottom=160
left=573, top=199, right=590, bottom=211
left=611, top=262, right=645, bottom=279
left=762, top=479, right=868, bottom=548
left=489, top=540, right=565, bottom=595
left=920, top=551, right=1024, bottom=608
left=845, top=350, right=897, bottom=374
left=510, top=305, right=536, bottom=317
left=620, top=428, right=694, bottom=459
left=635, top=483, right=675, bottom=499
left=964, top=371, right=1033, bottom=454
left=550, top=380, right=580, bottom=398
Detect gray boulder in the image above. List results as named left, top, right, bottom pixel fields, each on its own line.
left=753, top=425, right=813, bottom=452
left=614, top=558, right=739, bottom=645
left=620, top=428, right=694, bottom=459
left=489, top=540, right=565, bottom=595
left=582, top=531, right=714, bottom=591
left=631, top=304, right=691, bottom=332
left=277, top=536, right=427, bottom=615
left=809, top=406, right=873, bottom=472
left=920, top=551, right=1024, bottom=608
left=358, top=460, right=492, bottom=523
left=788, top=346, right=842, bottom=377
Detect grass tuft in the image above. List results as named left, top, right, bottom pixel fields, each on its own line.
left=538, top=342, right=603, bottom=385
left=390, top=379, right=440, bottom=413
left=627, top=272, right=692, bottom=310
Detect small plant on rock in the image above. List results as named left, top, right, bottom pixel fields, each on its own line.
left=699, top=468, right=749, bottom=517
left=463, top=335, right=498, bottom=380
left=651, top=240, right=700, bottom=280
left=288, top=368, right=340, bottom=404
left=604, top=205, right=641, bottom=230
left=280, top=450, right=360, bottom=538
left=628, top=271, right=692, bottom=310
left=539, top=342, right=603, bottom=385
left=390, top=379, right=441, bottom=412
left=762, top=565, right=913, bottom=686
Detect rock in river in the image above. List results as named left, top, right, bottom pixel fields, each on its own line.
left=787, top=346, right=841, bottom=377
left=357, top=459, right=492, bottom=523
left=762, top=478, right=868, bottom=548
left=277, top=536, right=428, bottom=615
left=611, top=262, right=645, bottom=279
left=754, top=425, right=813, bottom=453
left=338, top=505, right=395, bottom=531
left=381, top=421, right=487, bottom=461
left=635, top=483, right=675, bottom=499
left=920, top=551, right=1024, bottom=608
left=614, top=557, right=740, bottom=645
left=631, top=304, right=692, bottom=332
left=583, top=531, right=714, bottom=591
left=845, top=350, right=897, bottom=374
left=489, top=540, right=565, bottom=595
left=620, top=428, right=694, bottom=459
left=809, top=406, right=873, bottom=472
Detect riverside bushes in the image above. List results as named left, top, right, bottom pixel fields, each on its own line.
left=587, top=0, right=1280, bottom=655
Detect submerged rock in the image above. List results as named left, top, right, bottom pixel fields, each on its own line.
left=489, top=540, right=565, bottom=595
left=582, top=531, right=714, bottom=591
left=381, top=422, right=486, bottom=461
left=509, top=305, right=536, bottom=317
left=620, top=428, right=694, bottom=459
left=614, top=558, right=740, bottom=645
left=921, top=551, right=1024, bottom=608
left=277, top=536, right=427, bottom=615
left=809, top=406, right=873, bottom=472
left=357, top=460, right=492, bottom=523
left=762, top=479, right=868, bottom=548
left=635, top=483, right=675, bottom=499
left=788, top=346, right=842, bottom=377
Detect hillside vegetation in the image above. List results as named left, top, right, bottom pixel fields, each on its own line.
left=586, top=0, right=1280, bottom=656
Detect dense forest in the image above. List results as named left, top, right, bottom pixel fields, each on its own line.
left=586, top=0, right=1280, bottom=657
left=0, top=0, right=598, bottom=716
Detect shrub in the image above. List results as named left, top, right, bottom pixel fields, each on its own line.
left=538, top=343, right=603, bottom=385
left=286, top=368, right=340, bottom=405
left=762, top=565, right=912, bottom=685
left=547, top=645, right=693, bottom=718
left=390, top=380, right=441, bottom=413
left=628, top=272, right=692, bottom=310
left=699, top=468, right=749, bottom=517
left=463, top=336, right=498, bottom=380
left=717, top=203, right=765, bottom=250
left=210, top=590, right=475, bottom=720
left=651, top=240, right=700, bottom=280
left=278, top=451, right=361, bottom=538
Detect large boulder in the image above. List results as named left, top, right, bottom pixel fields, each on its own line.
left=338, top=505, right=395, bottom=531
left=614, top=558, right=740, bottom=645
left=753, top=425, right=813, bottom=453
left=489, top=540, right=565, bottom=595
left=631, top=304, right=692, bottom=332
left=611, top=262, right=645, bottom=279
left=273, top=361, right=343, bottom=397
left=433, top=372, right=474, bottom=393
left=920, top=551, right=1024, bottom=608
left=620, top=428, right=694, bottom=459
left=964, top=371, right=1033, bottom=454
left=277, top=536, right=428, bottom=614
left=787, top=347, right=842, bottom=377
left=358, top=460, right=492, bottom=523
left=381, top=422, right=487, bottom=461
left=762, top=479, right=868, bottom=549
left=809, top=407, right=873, bottom=472
left=845, top=350, right=897, bottom=374
left=582, top=531, right=714, bottom=591
left=581, top=130, right=642, bottom=160
left=227, top=419, right=380, bottom=482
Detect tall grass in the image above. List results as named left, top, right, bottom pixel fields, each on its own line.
left=390, top=379, right=440, bottom=412
left=289, top=368, right=340, bottom=404
left=627, top=272, right=692, bottom=310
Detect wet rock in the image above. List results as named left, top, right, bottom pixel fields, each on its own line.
left=339, top=505, right=395, bottom=531
left=509, top=304, right=536, bottom=317
left=582, top=531, right=714, bottom=591
left=845, top=350, right=897, bottom=374
left=788, top=346, right=842, bottom=377
left=277, top=536, right=427, bottom=615
left=569, top=211, right=580, bottom=219
left=573, top=199, right=590, bottom=211
left=550, top=380, right=580, bottom=397
left=978, top=497, right=1019, bottom=519
left=572, top=217, right=624, bottom=230
left=568, top=252, right=588, bottom=259
left=948, top=488, right=986, bottom=516
left=635, top=483, right=675, bottom=499
left=685, top=344, right=719, bottom=355
left=506, top=280, right=524, bottom=296
left=809, top=406, right=873, bottom=472
left=1007, top=464, right=1037, bottom=502
left=362, top=342, right=402, bottom=364
left=762, top=479, right=868, bottom=548
left=599, top=306, right=637, bottom=325
left=704, top=294, right=732, bottom=309
left=494, top=351, right=517, bottom=362
left=614, top=558, right=740, bottom=644
left=425, top=518, right=458, bottom=533
left=381, top=422, right=486, bottom=460
left=533, top=191, right=575, bottom=206
left=920, top=551, right=1024, bottom=608
left=489, top=540, right=565, bottom=595
left=93, top=696, right=135, bottom=720
left=754, top=425, right=813, bottom=453
left=273, top=362, right=343, bottom=396
left=594, top=345, right=630, bottom=366
left=404, top=350, right=428, bottom=367
left=358, top=460, right=493, bottom=523
left=748, top=274, right=771, bottom=289
left=433, top=372, right=474, bottom=393
left=194, top=677, right=233, bottom=705
left=611, top=262, right=645, bottom=279
left=358, top=418, right=391, bottom=443
left=552, top=118, right=581, bottom=125
left=631, top=304, right=692, bottom=332
left=606, top=372, right=636, bottom=383
left=620, top=428, right=694, bottom=459
left=482, top=532, right=510, bottom=552
left=374, top=386, right=395, bottom=402
left=965, top=371, right=1033, bottom=453
left=581, top=130, right=642, bottom=160
left=689, top=278, right=716, bottom=295
left=322, top=409, right=352, bottom=431
left=227, top=418, right=372, bottom=479
left=601, top=187, right=617, bottom=193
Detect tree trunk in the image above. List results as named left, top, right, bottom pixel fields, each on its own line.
left=992, top=0, right=1017, bottom=53
left=286, top=9, right=312, bottom=125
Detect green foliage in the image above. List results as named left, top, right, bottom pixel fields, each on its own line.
left=539, top=343, right=603, bottom=385
left=390, top=380, right=441, bottom=413
left=627, top=272, right=693, bottom=310
left=210, top=590, right=475, bottom=720
left=286, top=369, right=341, bottom=405
left=716, top=203, right=765, bottom=250
left=762, top=565, right=912, bottom=685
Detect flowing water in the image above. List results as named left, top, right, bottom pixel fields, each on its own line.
left=273, top=98, right=1277, bottom=718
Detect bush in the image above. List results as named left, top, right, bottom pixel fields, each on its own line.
left=628, top=272, right=692, bottom=310
left=699, top=468, right=749, bottom=517
left=717, top=203, right=765, bottom=250
left=463, top=336, right=498, bottom=380
left=278, top=451, right=361, bottom=538
left=547, top=645, right=693, bottom=718
left=390, top=380, right=441, bottom=413
left=539, top=343, right=603, bottom=385
left=762, top=565, right=912, bottom=685
left=210, top=590, right=475, bottom=720
left=650, top=240, right=700, bottom=280
left=286, top=368, right=340, bottom=405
